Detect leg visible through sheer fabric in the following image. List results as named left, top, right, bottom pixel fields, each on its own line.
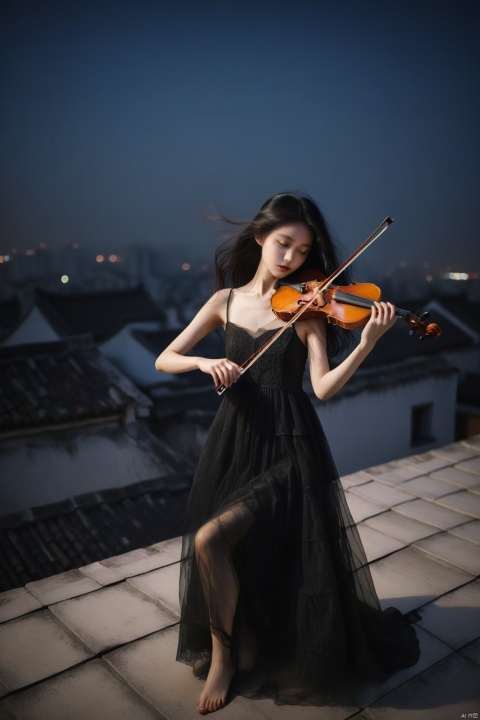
left=193, top=503, right=255, bottom=714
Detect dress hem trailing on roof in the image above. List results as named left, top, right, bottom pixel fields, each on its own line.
left=176, top=317, right=420, bottom=705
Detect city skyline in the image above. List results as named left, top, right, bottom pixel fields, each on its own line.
left=1, top=0, right=479, bottom=277
left=2, top=237, right=479, bottom=307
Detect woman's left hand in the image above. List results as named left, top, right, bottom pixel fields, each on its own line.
left=360, top=301, right=397, bottom=348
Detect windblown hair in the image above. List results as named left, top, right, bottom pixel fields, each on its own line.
left=214, top=192, right=353, bottom=358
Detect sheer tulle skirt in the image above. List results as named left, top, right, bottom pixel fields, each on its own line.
left=176, top=385, right=420, bottom=704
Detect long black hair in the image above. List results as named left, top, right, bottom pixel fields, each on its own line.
left=214, top=192, right=353, bottom=358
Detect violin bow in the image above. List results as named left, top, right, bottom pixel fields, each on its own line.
left=216, top=216, right=394, bottom=395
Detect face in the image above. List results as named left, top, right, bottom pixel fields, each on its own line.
left=256, top=223, right=313, bottom=279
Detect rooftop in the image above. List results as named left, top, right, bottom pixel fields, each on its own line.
left=0, top=436, right=479, bottom=719
left=0, top=335, right=151, bottom=433
left=361, top=296, right=478, bottom=368
left=35, top=284, right=162, bottom=342
left=0, top=475, right=192, bottom=592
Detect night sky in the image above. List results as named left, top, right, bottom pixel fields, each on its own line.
left=1, top=0, right=479, bottom=276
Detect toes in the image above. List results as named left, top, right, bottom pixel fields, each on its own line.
left=196, top=696, right=208, bottom=714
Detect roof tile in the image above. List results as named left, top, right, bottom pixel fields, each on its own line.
left=35, top=284, right=161, bottom=342
left=0, top=336, right=149, bottom=432
left=0, top=477, right=190, bottom=592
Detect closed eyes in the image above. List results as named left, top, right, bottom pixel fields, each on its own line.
left=278, top=240, right=309, bottom=255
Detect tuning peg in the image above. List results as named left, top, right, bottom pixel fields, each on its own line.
left=421, top=311, right=430, bottom=320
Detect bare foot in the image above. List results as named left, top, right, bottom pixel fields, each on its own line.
left=196, top=659, right=235, bottom=714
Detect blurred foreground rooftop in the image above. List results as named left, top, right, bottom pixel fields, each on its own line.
left=0, top=437, right=479, bottom=719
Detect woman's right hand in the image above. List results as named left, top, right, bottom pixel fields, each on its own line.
left=197, top=358, right=242, bottom=388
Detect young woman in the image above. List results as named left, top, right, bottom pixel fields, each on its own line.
left=156, top=192, right=420, bottom=715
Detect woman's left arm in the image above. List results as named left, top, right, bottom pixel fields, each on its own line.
left=302, top=301, right=397, bottom=401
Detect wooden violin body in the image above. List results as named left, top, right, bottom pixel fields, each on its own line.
left=272, top=269, right=441, bottom=339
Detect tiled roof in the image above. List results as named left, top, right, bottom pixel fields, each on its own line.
left=0, top=437, right=479, bottom=718
left=35, top=284, right=162, bottom=342
left=435, top=295, right=480, bottom=333
left=0, top=295, right=23, bottom=342
left=316, top=354, right=457, bottom=404
left=362, top=300, right=474, bottom=368
left=0, top=475, right=191, bottom=592
left=0, top=335, right=150, bottom=433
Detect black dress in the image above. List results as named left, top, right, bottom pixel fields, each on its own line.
left=176, top=300, right=420, bottom=705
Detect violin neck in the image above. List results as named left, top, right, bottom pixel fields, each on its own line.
left=332, top=289, right=408, bottom=319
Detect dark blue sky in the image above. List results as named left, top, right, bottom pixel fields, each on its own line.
left=1, top=0, right=479, bottom=275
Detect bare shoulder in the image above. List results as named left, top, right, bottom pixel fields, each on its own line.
left=206, top=287, right=231, bottom=307
left=204, top=288, right=231, bottom=325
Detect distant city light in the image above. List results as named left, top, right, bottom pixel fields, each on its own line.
left=39, top=243, right=47, bottom=250
left=25, top=249, right=36, bottom=256
left=426, top=274, right=433, bottom=282
left=109, top=254, right=118, bottom=262
left=61, top=275, right=69, bottom=284
left=0, top=255, right=11, bottom=263
left=182, top=263, right=191, bottom=271
left=96, top=255, right=104, bottom=263
left=73, top=243, right=79, bottom=250
left=444, top=272, right=473, bottom=281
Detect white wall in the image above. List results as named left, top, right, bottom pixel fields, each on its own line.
left=312, top=369, right=458, bottom=476
left=100, top=323, right=165, bottom=388
left=3, top=307, right=59, bottom=346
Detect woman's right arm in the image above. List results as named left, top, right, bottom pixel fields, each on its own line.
left=155, top=289, right=242, bottom=388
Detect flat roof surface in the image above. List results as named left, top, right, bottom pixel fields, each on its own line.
left=0, top=436, right=479, bottom=719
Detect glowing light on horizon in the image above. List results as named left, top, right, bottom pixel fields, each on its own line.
left=61, top=275, right=69, bottom=283
left=444, top=272, right=473, bottom=281
left=182, top=263, right=191, bottom=271
left=25, top=249, right=36, bottom=256
left=109, top=254, right=118, bottom=262
left=96, top=255, right=104, bottom=263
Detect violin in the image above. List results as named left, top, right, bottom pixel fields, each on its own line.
left=216, top=217, right=440, bottom=394
left=272, top=269, right=441, bottom=339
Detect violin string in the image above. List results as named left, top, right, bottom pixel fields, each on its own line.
left=332, top=289, right=412, bottom=319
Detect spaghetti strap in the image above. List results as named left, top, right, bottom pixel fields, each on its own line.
left=226, top=288, right=234, bottom=323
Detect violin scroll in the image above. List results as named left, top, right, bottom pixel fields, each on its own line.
left=405, top=310, right=441, bottom=340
